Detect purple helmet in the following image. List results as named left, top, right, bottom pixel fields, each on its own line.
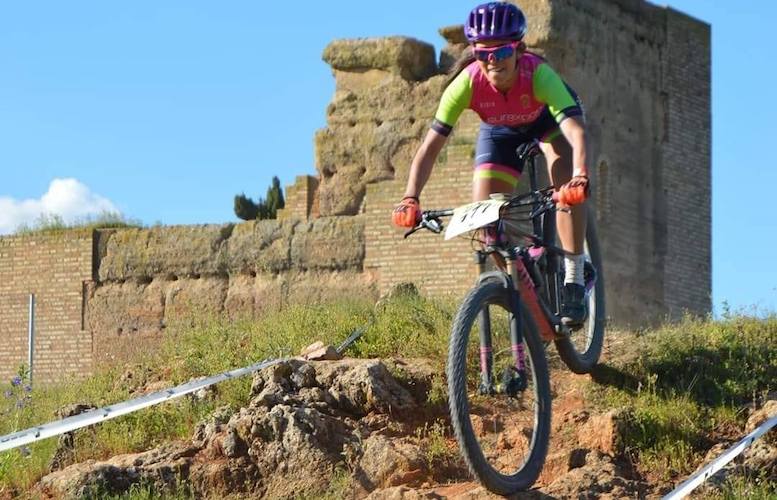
left=465, top=2, right=527, bottom=43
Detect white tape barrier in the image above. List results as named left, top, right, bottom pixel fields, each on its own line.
left=663, top=415, right=777, bottom=499
left=0, top=358, right=286, bottom=453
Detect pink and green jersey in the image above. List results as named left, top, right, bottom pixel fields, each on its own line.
left=431, top=52, right=582, bottom=136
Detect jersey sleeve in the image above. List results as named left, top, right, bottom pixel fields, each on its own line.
left=533, top=63, right=583, bottom=124
left=431, top=70, right=474, bottom=136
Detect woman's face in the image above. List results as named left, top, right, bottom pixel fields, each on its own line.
left=474, top=39, right=520, bottom=90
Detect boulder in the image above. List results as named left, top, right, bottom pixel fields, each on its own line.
left=357, top=435, right=427, bottom=489
left=323, top=37, right=438, bottom=82
left=37, top=443, right=198, bottom=499
left=36, top=359, right=434, bottom=498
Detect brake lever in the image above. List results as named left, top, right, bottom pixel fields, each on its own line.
left=403, top=226, right=421, bottom=239
left=403, top=216, right=443, bottom=238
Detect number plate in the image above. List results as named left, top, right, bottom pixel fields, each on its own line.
left=444, top=199, right=506, bottom=240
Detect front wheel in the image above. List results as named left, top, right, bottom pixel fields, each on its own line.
left=555, top=205, right=606, bottom=374
left=447, top=277, right=551, bottom=495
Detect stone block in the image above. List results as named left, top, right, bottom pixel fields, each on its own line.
left=97, top=225, right=233, bottom=282
left=322, top=37, right=438, bottom=82
left=289, top=216, right=365, bottom=271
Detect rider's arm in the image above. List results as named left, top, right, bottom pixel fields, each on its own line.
left=559, top=116, right=588, bottom=178
left=403, top=129, right=449, bottom=199
left=533, top=64, right=588, bottom=177
left=403, top=70, right=473, bottom=199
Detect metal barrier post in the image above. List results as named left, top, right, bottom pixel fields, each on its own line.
left=28, top=293, right=35, bottom=387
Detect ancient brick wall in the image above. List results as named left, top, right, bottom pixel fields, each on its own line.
left=661, top=8, right=711, bottom=316
left=533, top=0, right=711, bottom=323
left=277, top=175, right=320, bottom=221
left=0, top=217, right=372, bottom=380
left=0, top=0, right=711, bottom=381
left=0, top=232, right=93, bottom=384
left=88, top=218, right=372, bottom=364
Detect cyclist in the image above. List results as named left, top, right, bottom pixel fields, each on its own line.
left=392, top=1, right=590, bottom=326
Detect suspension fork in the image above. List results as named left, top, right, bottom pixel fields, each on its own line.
left=503, top=253, right=526, bottom=372
left=474, top=250, right=528, bottom=394
left=475, top=251, right=495, bottom=394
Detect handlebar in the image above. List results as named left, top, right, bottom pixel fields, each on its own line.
left=402, top=184, right=583, bottom=239
left=403, top=208, right=453, bottom=238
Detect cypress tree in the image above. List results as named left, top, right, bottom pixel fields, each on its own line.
left=264, top=176, right=285, bottom=219
left=234, top=177, right=285, bottom=221
left=234, top=193, right=259, bottom=221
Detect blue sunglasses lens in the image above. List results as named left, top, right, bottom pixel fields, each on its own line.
left=474, top=44, right=515, bottom=62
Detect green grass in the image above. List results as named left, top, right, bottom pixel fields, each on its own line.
left=705, top=471, right=777, bottom=500
left=13, top=211, right=142, bottom=235
left=588, top=313, right=776, bottom=482
left=0, top=293, right=456, bottom=495
left=1, top=298, right=773, bottom=496
left=88, top=480, right=195, bottom=500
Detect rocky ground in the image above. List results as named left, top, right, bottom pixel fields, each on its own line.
left=29, top=347, right=777, bottom=499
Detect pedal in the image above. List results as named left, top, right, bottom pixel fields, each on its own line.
left=500, top=367, right=527, bottom=396
left=478, top=381, right=496, bottom=395
left=554, top=324, right=571, bottom=339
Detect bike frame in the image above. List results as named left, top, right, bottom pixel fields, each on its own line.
left=475, top=151, right=570, bottom=347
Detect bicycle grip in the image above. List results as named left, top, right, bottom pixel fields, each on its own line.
left=553, top=185, right=587, bottom=206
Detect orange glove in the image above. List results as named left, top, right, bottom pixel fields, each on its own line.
left=392, top=197, right=420, bottom=228
left=557, top=176, right=589, bottom=206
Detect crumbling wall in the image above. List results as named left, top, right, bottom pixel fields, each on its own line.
left=0, top=217, right=374, bottom=379
left=0, top=0, right=711, bottom=381
left=315, top=37, right=443, bottom=216
left=89, top=217, right=373, bottom=364
left=529, top=0, right=710, bottom=323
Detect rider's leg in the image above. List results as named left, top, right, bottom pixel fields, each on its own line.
left=539, top=133, right=588, bottom=325
left=472, top=164, right=519, bottom=201
left=472, top=124, right=524, bottom=267
left=539, top=133, right=586, bottom=254
left=473, top=165, right=520, bottom=270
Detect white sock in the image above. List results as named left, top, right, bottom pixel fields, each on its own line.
left=564, top=253, right=585, bottom=286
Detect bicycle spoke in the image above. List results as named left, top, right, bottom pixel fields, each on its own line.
left=463, top=302, right=539, bottom=475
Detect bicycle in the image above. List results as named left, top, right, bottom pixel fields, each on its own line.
left=403, top=140, right=605, bottom=494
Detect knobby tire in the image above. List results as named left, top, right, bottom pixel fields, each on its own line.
left=554, top=206, right=606, bottom=374
left=447, top=278, right=551, bottom=495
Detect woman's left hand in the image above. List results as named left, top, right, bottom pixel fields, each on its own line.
left=558, top=175, right=590, bottom=205
left=566, top=174, right=589, bottom=192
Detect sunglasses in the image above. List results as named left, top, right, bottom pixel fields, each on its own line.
left=473, top=42, right=519, bottom=63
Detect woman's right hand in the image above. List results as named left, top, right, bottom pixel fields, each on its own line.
left=392, top=197, right=421, bottom=227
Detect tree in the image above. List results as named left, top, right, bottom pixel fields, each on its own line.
left=234, top=193, right=259, bottom=221
left=264, top=176, right=285, bottom=219
left=233, top=177, right=285, bottom=221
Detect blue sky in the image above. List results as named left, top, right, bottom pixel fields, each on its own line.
left=0, top=1, right=774, bottom=314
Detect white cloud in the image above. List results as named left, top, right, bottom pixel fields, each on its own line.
left=0, top=178, right=120, bottom=234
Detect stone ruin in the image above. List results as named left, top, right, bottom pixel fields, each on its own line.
left=0, top=0, right=711, bottom=383
left=285, top=0, right=711, bottom=327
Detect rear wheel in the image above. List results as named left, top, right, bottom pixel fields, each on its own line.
left=447, top=277, right=551, bottom=495
left=555, top=206, right=606, bottom=374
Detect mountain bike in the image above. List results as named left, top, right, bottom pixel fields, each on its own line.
left=403, top=140, right=605, bottom=494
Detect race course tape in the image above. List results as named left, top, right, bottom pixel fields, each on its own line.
left=0, top=357, right=286, bottom=453
left=663, top=414, right=777, bottom=499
